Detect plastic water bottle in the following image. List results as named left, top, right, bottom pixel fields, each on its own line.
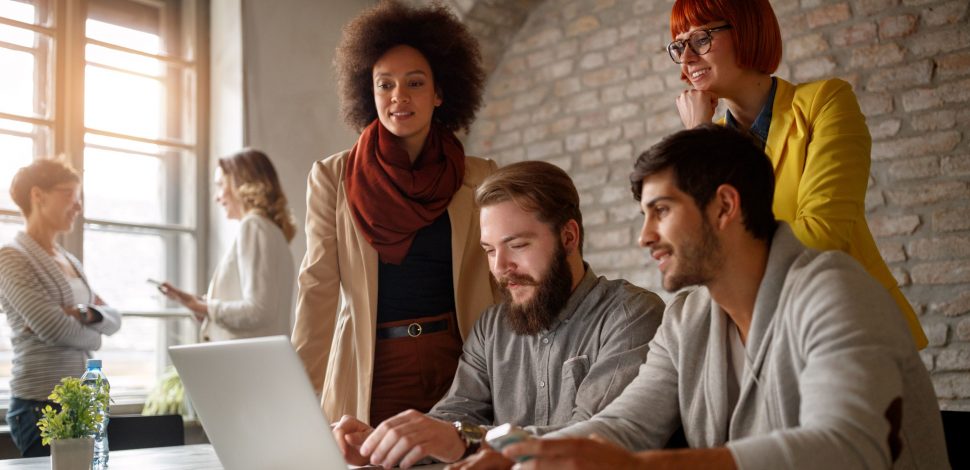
left=81, top=359, right=109, bottom=469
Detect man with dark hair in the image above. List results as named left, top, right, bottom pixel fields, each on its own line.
left=331, top=161, right=665, bottom=469
left=496, top=125, right=948, bottom=469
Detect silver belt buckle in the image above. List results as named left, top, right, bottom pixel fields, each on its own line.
left=407, top=322, right=423, bottom=337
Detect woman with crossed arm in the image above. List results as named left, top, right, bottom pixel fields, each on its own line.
left=0, top=158, right=121, bottom=457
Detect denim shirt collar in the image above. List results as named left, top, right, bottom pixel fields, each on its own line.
left=725, top=76, right=777, bottom=149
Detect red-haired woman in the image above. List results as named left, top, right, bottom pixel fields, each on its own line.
left=668, top=0, right=925, bottom=348
left=292, top=1, right=497, bottom=427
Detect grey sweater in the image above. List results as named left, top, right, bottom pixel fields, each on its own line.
left=0, top=232, right=121, bottom=400
left=550, top=224, right=949, bottom=470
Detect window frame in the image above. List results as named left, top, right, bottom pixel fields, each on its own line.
left=0, top=0, right=210, bottom=409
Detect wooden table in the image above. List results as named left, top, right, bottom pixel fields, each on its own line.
left=0, top=444, right=221, bottom=469
left=0, top=444, right=448, bottom=469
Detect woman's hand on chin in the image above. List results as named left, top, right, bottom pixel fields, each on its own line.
left=676, top=89, right=719, bottom=128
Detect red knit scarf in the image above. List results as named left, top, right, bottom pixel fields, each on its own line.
left=345, top=120, right=465, bottom=264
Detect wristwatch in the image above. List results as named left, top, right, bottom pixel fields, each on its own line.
left=453, top=421, right=486, bottom=456
left=75, top=304, right=92, bottom=323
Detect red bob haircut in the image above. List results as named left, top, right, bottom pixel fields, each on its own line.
left=670, top=0, right=782, bottom=80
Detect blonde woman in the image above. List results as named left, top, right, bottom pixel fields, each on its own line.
left=161, top=149, right=296, bottom=341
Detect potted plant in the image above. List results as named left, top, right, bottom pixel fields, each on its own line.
left=36, top=377, right=109, bottom=470
left=142, top=366, right=186, bottom=416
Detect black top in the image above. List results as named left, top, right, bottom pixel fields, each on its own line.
left=377, top=211, right=456, bottom=324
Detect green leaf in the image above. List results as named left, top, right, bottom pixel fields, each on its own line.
left=142, top=366, right=186, bottom=416
left=36, top=377, right=110, bottom=444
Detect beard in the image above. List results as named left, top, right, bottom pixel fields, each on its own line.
left=500, top=242, right=574, bottom=336
left=661, top=217, right=723, bottom=292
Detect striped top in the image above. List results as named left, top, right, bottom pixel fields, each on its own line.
left=0, top=232, right=122, bottom=400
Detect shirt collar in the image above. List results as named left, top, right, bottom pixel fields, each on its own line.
left=546, top=263, right=597, bottom=330
left=725, top=76, right=777, bottom=148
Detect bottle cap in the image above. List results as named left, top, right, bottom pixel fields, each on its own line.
left=86, top=359, right=102, bottom=369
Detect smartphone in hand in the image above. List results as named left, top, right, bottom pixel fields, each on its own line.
left=485, top=424, right=533, bottom=461
left=147, top=278, right=166, bottom=294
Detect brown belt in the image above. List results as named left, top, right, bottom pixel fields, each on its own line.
left=376, top=319, right=449, bottom=339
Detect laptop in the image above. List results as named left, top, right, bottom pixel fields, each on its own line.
left=169, top=336, right=365, bottom=470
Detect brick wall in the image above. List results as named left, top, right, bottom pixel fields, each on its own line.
left=456, top=0, right=970, bottom=409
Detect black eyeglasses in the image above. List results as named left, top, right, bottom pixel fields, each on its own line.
left=667, top=24, right=733, bottom=64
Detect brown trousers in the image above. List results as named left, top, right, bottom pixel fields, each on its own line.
left=369, top=312, right=463, bottom=425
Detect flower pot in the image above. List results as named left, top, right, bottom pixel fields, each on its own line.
left=50, top=437, right=94, bottom=470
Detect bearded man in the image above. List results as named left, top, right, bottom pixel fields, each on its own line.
left=330, top=161, right=666, bottom=469
left=486, top=126, right=948, bottom=470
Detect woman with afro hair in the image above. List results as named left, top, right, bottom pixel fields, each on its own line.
left=292, top=0, right=498, bottom=426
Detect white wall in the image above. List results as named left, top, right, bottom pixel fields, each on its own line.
left=208, top=0, right=244, bottom=273
left=209, top=0, right=371, bottom=284
left=239, top=0, right=370, bottom=267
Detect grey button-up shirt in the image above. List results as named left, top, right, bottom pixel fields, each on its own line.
left=428, top=266, right=664, bottom=435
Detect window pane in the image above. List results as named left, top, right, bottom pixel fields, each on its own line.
left=0, top=0, right=201, bottom=409
left=85, top=43, right=164, bottom=77
left=0, top=47, right=35, bottom=116
left=0, top=35, right=52, bottom=119
left=83, top=229, right=165, bottom=310
left=96, top=316, right=158, bottom=397
left=83, top=147, right=164, bottom=224
left=0, top=0, right=49, bottom=26
left=0, top=23, right=34, bottom=47
left=0, top=132, right=34, bottom=212
left=82, top=229, right=197, bottom=311
left=83, top=146, right=196, bottom=227
left=86, top=19, right=160, bottom=55
left=84, top=65, right=163, bottom=139
left=82, top=227, right=198, bottom=397
left=0, top=218, right=23, bottom=245
left=97, top=315, right=198, bottom=401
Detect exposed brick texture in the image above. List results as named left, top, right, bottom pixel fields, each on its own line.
left=932, top=291, right=970, bottom=317
left=448, top=0, right=970, bottom=409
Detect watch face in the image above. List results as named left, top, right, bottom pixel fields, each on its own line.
left=76, top=305, right=90, bottom=322
left=463, top=423, right=486, bottom=443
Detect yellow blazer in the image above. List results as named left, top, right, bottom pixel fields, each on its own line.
left=292, top=151, right=499, bottom=423
left=765, top=77, right=926, bottom=348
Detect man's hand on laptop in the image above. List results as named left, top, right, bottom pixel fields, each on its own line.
left=359, top=409, right=467, bottom=469
left=332, top=415, right=374, bottom=466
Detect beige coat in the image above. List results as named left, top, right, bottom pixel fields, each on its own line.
left=292, top=150, right=498, bottom=423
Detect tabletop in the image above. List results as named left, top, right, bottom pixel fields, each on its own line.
left=0, top=444, right=449, bottom=469
left=0, top=444, right=221, bottom=469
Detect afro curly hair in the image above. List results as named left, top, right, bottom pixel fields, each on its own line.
left=336, top=0, right=485, bottom=133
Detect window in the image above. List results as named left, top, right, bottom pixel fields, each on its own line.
left=0, top=0, right=207, bottom=405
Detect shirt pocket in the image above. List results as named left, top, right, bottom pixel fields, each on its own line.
left=561, top=355, right=590, bottom=394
